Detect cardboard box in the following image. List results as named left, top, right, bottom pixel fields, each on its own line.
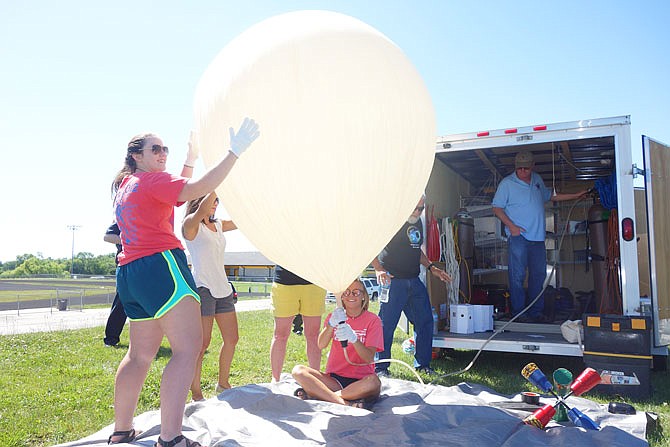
left=474, top=216, right=503, bottom=242
left=427, top=261, right=448, bottom=328
left=473, top=305, right=493, bottom=332
left=450, top=304, right=474, bottom=334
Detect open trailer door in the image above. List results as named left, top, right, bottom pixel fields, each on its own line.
left=642, top=136, right=670, bottom=347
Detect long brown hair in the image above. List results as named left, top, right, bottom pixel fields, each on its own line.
left=185, top=196, right=207, bottom=217
left=185, top=195, right=219, bottom=223
left=111, top=133, right=156, bottom=196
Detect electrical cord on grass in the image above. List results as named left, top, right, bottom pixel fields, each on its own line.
left=336, top=322, right=425, bottom=384
left=341, top=348, right=425, bottom=385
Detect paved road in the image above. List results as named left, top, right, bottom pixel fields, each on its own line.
left=0, top=298, right=272, bottom=336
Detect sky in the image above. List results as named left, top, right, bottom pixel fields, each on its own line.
left=1, top=0, right=668, bottom=263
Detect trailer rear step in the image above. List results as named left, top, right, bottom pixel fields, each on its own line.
left=432, top=329, right=583, bottom=357
left=493, top=320, right=563, bottom=334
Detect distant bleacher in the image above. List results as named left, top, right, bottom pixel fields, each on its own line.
left=224, top=251, right=275, bottom=281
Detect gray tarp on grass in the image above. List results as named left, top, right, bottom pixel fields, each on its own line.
left=57, top=377, right=648, bottom=446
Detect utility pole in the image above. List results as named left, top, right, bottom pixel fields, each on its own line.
left=67, top=225, right=81, bottom=277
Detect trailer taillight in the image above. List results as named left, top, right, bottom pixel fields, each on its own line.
left=477, top=131, right=489, bottom=137
left=533, top=125, right=547, bottom=131
left=505, top=128, right=518, bottom=134
left=621, top=218, right=634, bottom=241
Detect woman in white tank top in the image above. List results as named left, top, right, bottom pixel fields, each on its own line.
left=183, top=192, right=239, bottom=400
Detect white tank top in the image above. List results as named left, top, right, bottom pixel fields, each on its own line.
left=185, top=220, right=232, bottom=298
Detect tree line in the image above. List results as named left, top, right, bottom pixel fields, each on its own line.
left=0, top=252, right=117, bottom=278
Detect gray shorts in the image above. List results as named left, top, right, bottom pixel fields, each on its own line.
left=198, top=287, right=235, bottom=316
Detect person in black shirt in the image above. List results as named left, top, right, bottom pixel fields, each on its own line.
left=103, top=222, right=127, bottom=347
left=372, top=196, right=451, bottom=377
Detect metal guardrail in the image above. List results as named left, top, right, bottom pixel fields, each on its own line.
left=6, top=290, right=115, bottom=316
left=2, top=276, right=274, bottom=315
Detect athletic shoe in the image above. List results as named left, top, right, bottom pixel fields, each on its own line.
left=416, top=366, right=438, bottom=376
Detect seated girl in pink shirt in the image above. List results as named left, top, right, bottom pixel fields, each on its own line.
left=292, top=278, right=382, bottom=409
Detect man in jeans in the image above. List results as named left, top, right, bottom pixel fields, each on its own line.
left=373, top=196, right=451, bottom=377
left=493, top=151, right=588, bottom=322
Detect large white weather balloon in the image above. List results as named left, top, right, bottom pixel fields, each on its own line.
left=194, top=10, right=436, bottom=293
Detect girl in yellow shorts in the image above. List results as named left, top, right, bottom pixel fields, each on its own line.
left=270, top=265, right=325, bottom=382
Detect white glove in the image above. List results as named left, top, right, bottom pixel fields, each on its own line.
left=229, top=117, right=260, bottom=158
left=328, top=307, right=347, bottom=328
left=186, top=130, right=199, bottom=166
left=335, top=323, right=357, bottom=344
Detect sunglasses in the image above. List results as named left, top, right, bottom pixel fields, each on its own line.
left=342, top=289, right=365, bottom=297
left=414, top=205, right=425, bottom=212
left=147, top=144, right=169, bottom=155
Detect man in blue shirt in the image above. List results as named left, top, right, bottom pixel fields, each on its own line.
left=492, top=151, right=587, bottom=322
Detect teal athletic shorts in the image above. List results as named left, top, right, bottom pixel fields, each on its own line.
left=117, top=248, right=200, bottom=321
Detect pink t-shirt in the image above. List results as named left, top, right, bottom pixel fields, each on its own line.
left=325, top=310, right=383, bottom=379
left=114, top=171, right=188, bottom=265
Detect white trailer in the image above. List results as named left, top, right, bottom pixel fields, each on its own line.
left=425, top=116, right=669, bottom=364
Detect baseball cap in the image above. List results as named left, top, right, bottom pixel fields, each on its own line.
left=515, top=151, right=534, bottom=169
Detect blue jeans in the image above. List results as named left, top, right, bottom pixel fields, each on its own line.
left=376, top=277, right=433, bottom=371
left=508, top=236, right=546, bottom=317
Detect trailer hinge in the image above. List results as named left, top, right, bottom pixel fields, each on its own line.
left=522, top=344, right=540, bottom=351
left=632, top=164, right=645, bottom=179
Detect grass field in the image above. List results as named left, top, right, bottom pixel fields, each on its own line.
left=0, top=301, right=668, bottom=446
left=230, top=281, right=272, bottom=296
left=0, top=279, right=667, bottom=446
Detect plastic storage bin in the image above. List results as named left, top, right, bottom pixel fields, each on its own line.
left=583, top=314, right=652, bottom=398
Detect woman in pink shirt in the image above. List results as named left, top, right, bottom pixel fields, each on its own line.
left=108, top=119, right=258, bottom=447
left=292, top=278, right=382, bottom=409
